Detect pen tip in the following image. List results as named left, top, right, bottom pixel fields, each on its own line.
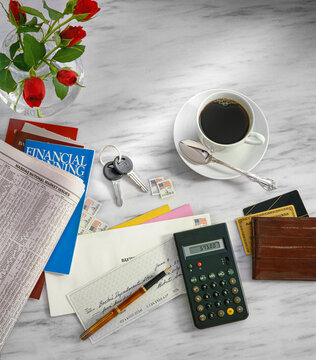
left=164, top=266, right=171, bottom=274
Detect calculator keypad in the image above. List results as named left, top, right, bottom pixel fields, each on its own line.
left=186, top=260, right=247, bottom=328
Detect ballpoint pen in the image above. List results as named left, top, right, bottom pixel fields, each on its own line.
left=80, top=266, right=171, bottom=341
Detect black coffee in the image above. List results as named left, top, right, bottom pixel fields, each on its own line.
left=199, top=98, right=250, bottom=145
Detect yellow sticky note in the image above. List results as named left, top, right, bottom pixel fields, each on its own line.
left=236, top=205, right=297, bottom=255
left=110, top=205, right=171, bottom=229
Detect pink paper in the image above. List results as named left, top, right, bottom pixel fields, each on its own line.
left=144, top=204, right=194, bottom=224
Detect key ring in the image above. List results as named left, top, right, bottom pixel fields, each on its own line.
left=99, top=144, right=122, bottom=166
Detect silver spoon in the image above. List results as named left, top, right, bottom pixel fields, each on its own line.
left=179, top=139, right=277, bottom=191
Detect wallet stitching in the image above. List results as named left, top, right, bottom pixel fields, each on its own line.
left=258, top=245, right=316, bottom=249
left=278, top=226, right=316, bottom=229
left=255, top=256, right=316, bottom=259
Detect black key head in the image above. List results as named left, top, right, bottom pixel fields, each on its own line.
left=113, top=155, right=133, bottom=175
left=103, top=161, right=123, bottom=181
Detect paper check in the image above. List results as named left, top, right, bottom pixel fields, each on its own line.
left=68, top=240, right=184, bottom=344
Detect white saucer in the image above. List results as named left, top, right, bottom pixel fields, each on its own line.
left=173, top=89, right=269, bottom=180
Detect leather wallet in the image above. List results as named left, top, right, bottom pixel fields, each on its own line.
left=252, top=217, right=316, bottom=280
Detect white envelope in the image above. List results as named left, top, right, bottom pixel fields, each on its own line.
left=45, top=214, right=211, bottom=316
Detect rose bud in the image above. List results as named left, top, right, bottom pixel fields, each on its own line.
left=8, top=0, right=26, bottom=26
left=74, top=0, right=100, bottom=21
left=56, top=70, right=77, bottom=86
left=59, top=26, right=86, bottom=47
left=23, top=78, right=46, bottom=108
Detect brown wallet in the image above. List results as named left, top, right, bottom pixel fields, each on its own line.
left=252, top=217, right=316, bottom=280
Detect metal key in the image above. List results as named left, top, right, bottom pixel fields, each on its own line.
left=103, top=161, right=123, bottom=207
left=113, top=155, right=149, bottom=193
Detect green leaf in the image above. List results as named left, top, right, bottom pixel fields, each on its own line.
left=13, top=53, right=31, bottom=71
left=52, top=45, right=85, bottom=63
left=42, top=1, right=63, bottom=21
left=73, top=13, right=89, bottom=21
left=10, top=41, right=20, bottom=59
left=60, top=38, right=72, bottom=47
left=20, top=6, right=49, bottom=24
left=23, top=34, right=46, bottom=67
left=17, top=26, right=41, bottom=33
left=53, top=77, right=68, bottom=100
left=64, top=0, right=78, bottom=15
left=18, top=9, right=26, bottom=25
left=0, top=69, right=17, bottom=93
left=9, top=8, right=17, bottom=26
left=0, top=53, right=10, bottom=70
left=53, top=33, right=61, bottom=47
left=25, top=17, right=38, bottom=26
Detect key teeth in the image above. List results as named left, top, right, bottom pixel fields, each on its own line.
left=112, top=180, right=123, bottom=207
left=138, top=183, right=149, bottom=192
left=116, top=198, right=123, bottom=207
left=128, top=172, right=149, bottom=192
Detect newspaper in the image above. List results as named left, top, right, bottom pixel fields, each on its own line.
left=0, top=140, right=85, bottom=351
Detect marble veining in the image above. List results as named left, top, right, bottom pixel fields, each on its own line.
left=0, top=0, right=316, bottom=359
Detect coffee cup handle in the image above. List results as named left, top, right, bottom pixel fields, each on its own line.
left=245, top=132, right=265, bottom=145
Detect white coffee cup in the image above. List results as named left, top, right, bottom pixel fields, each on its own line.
left=196, top=90, right=265, bottom=151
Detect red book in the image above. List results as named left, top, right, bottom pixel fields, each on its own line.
left=12, top=130, right=84, bottom=151
left=29, top=273, right=45, bottom=300
left=5, top=118, right=78, bottom=145
left=5, top=118, right=79, bottom=300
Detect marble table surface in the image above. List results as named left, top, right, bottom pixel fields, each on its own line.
left=1, top=0, right=316, bottom=359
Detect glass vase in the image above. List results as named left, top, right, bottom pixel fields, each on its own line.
left=0, top=31, right=84, bottom=118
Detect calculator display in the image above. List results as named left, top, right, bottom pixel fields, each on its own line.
left=183, top=239, right=225, bottom=258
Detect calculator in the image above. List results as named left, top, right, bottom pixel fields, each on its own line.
left=174, top=223, right=248, bottom=329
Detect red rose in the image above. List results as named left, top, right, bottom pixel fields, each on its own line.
left=23, top=78, right=46, bottom=108
left=8, top=0, right=26, bottom=25
left=59, top=26, right=86, bottom=47
left=57, top=70, right=77, bottom=86
left=74, top=0, right=100, bottom=21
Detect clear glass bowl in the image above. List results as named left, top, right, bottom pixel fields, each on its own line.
left=0, top=31, right=84, bottom=118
